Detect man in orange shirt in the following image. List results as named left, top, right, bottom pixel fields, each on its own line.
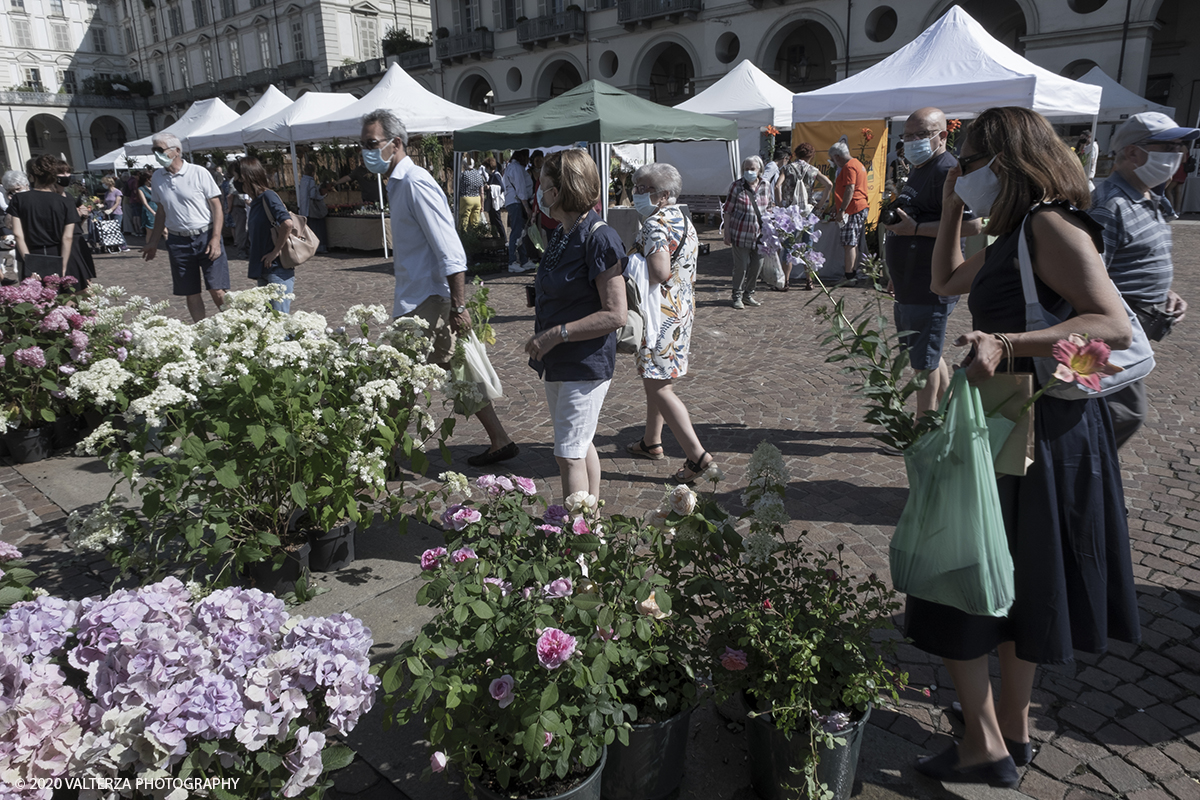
left=829, top=141, right=869, bottom=284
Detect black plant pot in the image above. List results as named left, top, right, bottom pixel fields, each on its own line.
left=601, top=706, right=693, bottom=800
left=476, top=748, right=607, bottom=800
left=746, top=704, right=871, bottom=800
left=3, top=427, right=52, bottom=464
left=308, top=521, right=356, bottom=572
left=51, top=414, right=82, bottom=449
left=245, top=543, right=312, bottom=596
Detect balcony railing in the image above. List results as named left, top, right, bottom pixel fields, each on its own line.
left=435, top=29, right=494, bottom=62
left=617, top=0, right=700, bottom=26
left=276, top=59, right=315, bottom=81
left=216, top=75, right=247, bottom=94
left=0, top=90, right=148, bottom=109
left=396, top=48, right=432, bottom=71
left=164, top=88, right=193, bottom=105
left=517, top=9, right=586, bottom=46
left=193, top=81, right=217, bottom=98
left=330, top=58, right=384, bottom=84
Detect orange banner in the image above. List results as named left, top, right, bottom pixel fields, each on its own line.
left=791, top=120, right=888, bottom=225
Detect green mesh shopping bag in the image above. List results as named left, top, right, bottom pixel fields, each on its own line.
left=890, top=370, right=1015, bottom=617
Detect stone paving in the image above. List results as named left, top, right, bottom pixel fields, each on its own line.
left=2, top=217, right=1200, bottom=800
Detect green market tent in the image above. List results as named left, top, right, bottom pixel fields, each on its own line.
left=454, top=81, right=740, bottom=216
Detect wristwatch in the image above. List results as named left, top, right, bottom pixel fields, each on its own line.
left=453, top=305, right=467, bottom=315
left=560, top=325, right=570, bottom=342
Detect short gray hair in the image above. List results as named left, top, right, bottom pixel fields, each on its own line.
left=632, top=162, right=682, bottom=202
left=2, top=170, right=29, bottom=193
left=152, top=132, right=181, bottom=152
left=828, top=141, right=850, bottom=160
left=361, top=109, right=408, bottom=146
left=741, top=155, right=764, bottom=171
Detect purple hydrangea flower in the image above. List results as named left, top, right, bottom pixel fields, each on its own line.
left=13, top=347, right=47, bottom=369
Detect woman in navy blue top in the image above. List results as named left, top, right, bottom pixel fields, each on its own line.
left=238, top=156, right=296, bottom=313
left=524, top=149, right=627, bottom=502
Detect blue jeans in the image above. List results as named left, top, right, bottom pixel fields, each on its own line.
left=257, top=268, right=296, bottom=313
left=506, top=203, right=527, bottom=265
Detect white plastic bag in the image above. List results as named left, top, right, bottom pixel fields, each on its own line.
left=462, top=331, right=502, bottom=402
left=760, top=250, right=785, bottom=290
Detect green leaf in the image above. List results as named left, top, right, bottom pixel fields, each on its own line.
left=214, top=463, right=240, bottom=488
left=540, top=683, right=559, bottom=712
left=470, top=600, right=495, bottom=619
left=248, top=424, right=267, bottom=449
left=290, top=482, right=307, bottom=507
left=255, top=751, right=283, bottom=772
left=573, top=593, right=602, bottom=612
left=321, top=744, right=355, bottom=772
left=635, top=617, right=651, bottom=642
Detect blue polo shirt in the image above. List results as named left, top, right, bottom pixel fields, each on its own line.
left=1088, top=171, right=1175, bottom=306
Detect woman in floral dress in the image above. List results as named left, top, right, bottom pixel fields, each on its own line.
left=623, top=162, right=715, bottom=483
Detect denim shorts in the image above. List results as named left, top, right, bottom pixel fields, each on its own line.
left=894, top=301, right=956, bottom=371
left=165, top=230, right=230, bottom=296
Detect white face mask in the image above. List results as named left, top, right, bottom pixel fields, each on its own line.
left=1133, top=148, right=1182, bottom=190
left=954, top=156, right=1001, bottom=216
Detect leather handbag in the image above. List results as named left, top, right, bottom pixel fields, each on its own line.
left=264, top=190, right=318, bottom=268
left=1017, top=210, right=1154, bottom=399
left=976, top=334, right=1035, bottom=477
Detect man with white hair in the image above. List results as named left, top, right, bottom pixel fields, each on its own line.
left=828, top=140, right=869, bottom=285
left=721, top=155, right=772, bottom=309
left=360, top=108, right=519, bottom=467
left=142, top=132, right=228, bottom=322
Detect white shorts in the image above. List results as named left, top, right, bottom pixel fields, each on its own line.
left=544, top=379, right=612, bottom=459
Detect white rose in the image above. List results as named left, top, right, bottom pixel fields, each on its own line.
left=636, top=591, right=671, bottom=620
left=668, top=485, right=698, bottom=516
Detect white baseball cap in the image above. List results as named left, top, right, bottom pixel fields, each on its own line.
left=1110, top=112, right=1200, bottom=154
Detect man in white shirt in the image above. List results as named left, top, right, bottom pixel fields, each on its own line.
left=142, top=133, right=229, bottom=322
left=502, top=150, right=534, bottom=273
left=361, top=109, right=519, bottom=467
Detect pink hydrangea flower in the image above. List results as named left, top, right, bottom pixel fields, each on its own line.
left=720, top=647, right=748, bottom=671
left=0, top=542, right=22, bottom=561
left=431, top=751, right=447, bottom=772
left=542, top=578, right=573, bottom=598
left=13, top=347, right=47, bottom=369
left=441, top=504, right=481, bottom=532
left=1052, top=334, right=1121, bottom=392
left=512, top=476, right=536, bottom=496
left=420, top=547, right=447, bottom=570
left=116, top=347, right=128, bottom=362
left=450, top=547, right=477, bottom=564
left=489, top=674, right=515, bottom=708
left=535, top=628, right=577, bottom=670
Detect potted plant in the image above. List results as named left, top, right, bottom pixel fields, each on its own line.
left=70, top=288, right=453, bottom=592
left=651, top=443, right=904, bottom=800
left=383, top=474, right=687, bottom=799
left=0, top=576, right=379, bottom=797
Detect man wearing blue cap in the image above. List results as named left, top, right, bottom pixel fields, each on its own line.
left=1089, top=111, right=1199, bottom=447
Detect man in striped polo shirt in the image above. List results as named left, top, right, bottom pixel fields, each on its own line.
left=1088, top=112, right=1199, bottom=448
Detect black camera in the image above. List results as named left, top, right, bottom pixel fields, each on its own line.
left=879, top=198, right=912, bottom=227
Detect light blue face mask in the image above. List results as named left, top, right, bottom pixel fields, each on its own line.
left=744, top=170, right=758, bottom=182
left=905, top=135, right=935, bottom=166
left=154, top=151, right=174, bottom=168
left=362, top=144, right=392, bottom=175
left=633, top=190, right=658, bottom=217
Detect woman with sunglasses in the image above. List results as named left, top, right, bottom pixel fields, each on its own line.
left=912, top=106, right=1140, bottom=787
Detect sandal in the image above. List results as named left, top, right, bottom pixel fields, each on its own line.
left=674, top=452, right=714, bottom=484
left=626, top=438, right=665, bottom=460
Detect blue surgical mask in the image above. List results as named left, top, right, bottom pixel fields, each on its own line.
left=633, top=190, right=657, bottom=217
left=744, top=171, right=758, bottom=182
left=362, top=144, right=392, bottom=175
left=905, top=135, right=935, bottom=166
left=154, top=151, right=173, bottom=168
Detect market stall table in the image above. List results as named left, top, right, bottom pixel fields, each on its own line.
left=326, top=215, right=393, bottom=251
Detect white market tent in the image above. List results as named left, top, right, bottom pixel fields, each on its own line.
left=792, top=6, right=1102, bottom=123
left=1068, top=66, right=1175, bottom=123
left=186, top=86, right=294, bottom=151
left=241, top=90, right=359, bottom=200
left=289, top=63, right=499, bottom=142
left=87, top=147, right=156, bottom=171
left=660, top=59, right=796, bottom=195
left=123, top=98, right=240, bottom=155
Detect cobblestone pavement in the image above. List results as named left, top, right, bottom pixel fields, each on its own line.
left=3, top=218, right=1200, bottom=800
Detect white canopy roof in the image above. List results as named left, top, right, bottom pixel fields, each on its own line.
left=792, top=6, right=1102, bottom=122
left=87, top=147, right=156, bottom=171
left=289, top=63, right=499, bottom=142
left=124, top=98, right=240, bottom=155
left=1072, top=66, right=1175, bottom=123
left=241, top=91, right=358, bottom=145
left=662, top=60, right=793, bottom=195
left=186, top=86, right=294, bottom=151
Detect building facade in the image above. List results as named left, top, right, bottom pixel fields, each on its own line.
left=414, top=0, right=1199, bottom=131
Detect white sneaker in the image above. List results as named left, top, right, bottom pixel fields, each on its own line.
left=520, top=260, right=536, bottom=271
left=508, top=262, right=525, bottom=273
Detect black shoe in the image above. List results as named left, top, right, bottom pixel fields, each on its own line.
left=945, top=704, right=1033, bottom=766
left=915, top=746, right=1019, bottom=788
left=466, top=441, right=519, bottom=467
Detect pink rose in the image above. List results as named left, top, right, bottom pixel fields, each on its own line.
left=543, top=505, right=570, bottom=526
left=536, top=628, right=577, bottom=670
left=535, top=524, right=561, bottom=536
left=543, top=732, right=554, bottom=748
left=720, top=647, right=748, bottom=671
left=431, top=751, right=447, bottom=772
left=571, top=516, right=590, bottom=536
left=420, top=547, right=447, bottom=570
left=475, top=474, right=497, bottom=491
left=484, top=577, right=512, bottom=596
left=493, top=476, right=514, bottom=495
left=489, top=674, right=515, bottom=708
left=450, top=547, right=477, bottom=564
left=441, top=504, right=482, bottom=531
left=594, top=626, right=618, bottom=641
left=512, top=476, right=536, bottom=496
left=542, top=578, right=573, bottom=598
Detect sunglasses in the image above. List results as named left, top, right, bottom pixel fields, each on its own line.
left=360, top=138, right=393, bottom=149
left=151, top=146, right=174, bottom=155
left=957, top=151, right=990, bottom=172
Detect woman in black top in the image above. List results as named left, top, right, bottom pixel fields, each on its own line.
left=56, top=165, right=96, bottom=290
left=915, top=107, right=1139, bottom=788
left=238, top=156, right=295, bottom=313
left=9, top=155, right=76, bottom=282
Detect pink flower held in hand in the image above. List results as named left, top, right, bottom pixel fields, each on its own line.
left=536, top=628, right=577, bottom=669
left=1052, top=334, right=1122, bottom=392
left=543, top=578, right=573, bottom=598
left=512, top=476, right=536, bottom=496
left=720, top=647, right=748, bottom=671
left=431, top=751, right=447, bottom=772
left=441, top=504, right=482, bottom=531
left=420, top=547, right=447, bottom=570
left=489, top=674, right=515, bottom=708
left=450, top=547, right=477, bottom=563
